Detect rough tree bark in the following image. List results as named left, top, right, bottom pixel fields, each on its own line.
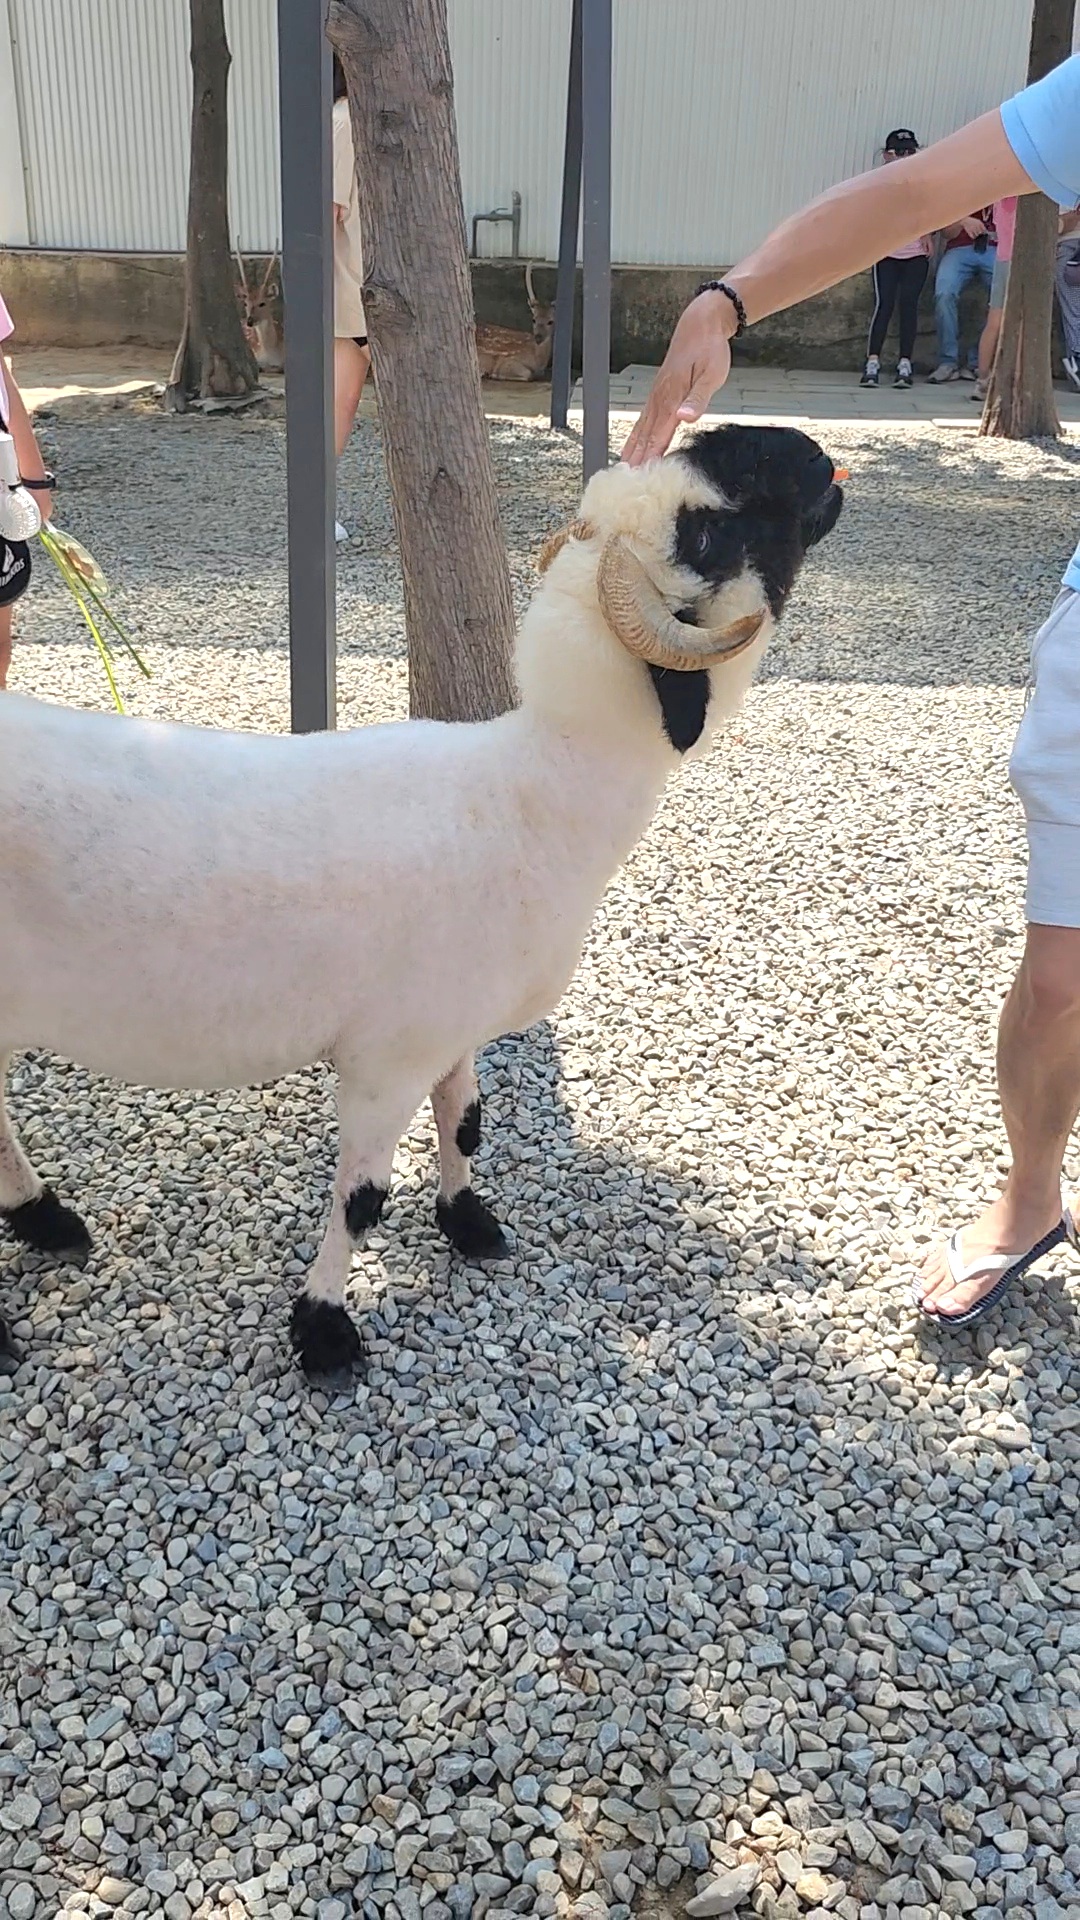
left=166, top=0, right=259, bottom=411
left=980, top=0, right=1075, bottom=440
left=328, top=0, right=516, bottom=722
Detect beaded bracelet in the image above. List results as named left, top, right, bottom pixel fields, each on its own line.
left=694, top=280, right=747, bottom=338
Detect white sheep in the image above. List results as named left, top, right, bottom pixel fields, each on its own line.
left=0, top=424, right=843, bottom=1385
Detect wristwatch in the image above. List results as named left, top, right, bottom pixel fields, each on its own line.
left=22, top=472, right=56, bottom=491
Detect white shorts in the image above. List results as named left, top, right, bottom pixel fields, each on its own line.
left=1009, top=586, right=1080, bottom=925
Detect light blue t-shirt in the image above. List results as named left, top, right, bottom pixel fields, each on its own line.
left=1000, top=54, right=1080, bottom=587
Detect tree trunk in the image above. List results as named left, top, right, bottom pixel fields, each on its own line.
left=979, top=0, right=1075, bottom=440
left=166, top=0, right=259, bottom=411
left=328, top=0, right=516, bottom=722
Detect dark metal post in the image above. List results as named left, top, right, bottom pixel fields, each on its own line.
left=278, top=0, right=336, bottom=732
left=580, top=0, right=612, bottom=480
left=550, top=0, right=583, bottom=432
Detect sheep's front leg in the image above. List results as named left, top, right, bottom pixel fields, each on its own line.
left=0, top=1051, right=92, bottom=1263
left=432, top=1057, right=509, bottom=1260
left=290, top=1071, right=416, bottom=1390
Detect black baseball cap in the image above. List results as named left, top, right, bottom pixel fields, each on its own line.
left=884, top=128, right=919, bottom=155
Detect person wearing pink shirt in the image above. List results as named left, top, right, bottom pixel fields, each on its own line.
left=0, top=293, right=53, bottom=688
left=860, top=129, right=932, bottom=389
left=972, top=194, right=1018, bottom=399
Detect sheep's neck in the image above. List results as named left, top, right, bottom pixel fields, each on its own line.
left=506, top=707, right=671, bottom=889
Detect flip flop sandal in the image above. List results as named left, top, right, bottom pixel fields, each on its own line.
left=912, top=1206, right=1077, bottom=1328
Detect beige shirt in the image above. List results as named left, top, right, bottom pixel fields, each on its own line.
left=332, top=98, right=366, bottom=338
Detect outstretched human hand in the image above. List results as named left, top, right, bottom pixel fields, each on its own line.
left=622, top=289, right=735, bottom=466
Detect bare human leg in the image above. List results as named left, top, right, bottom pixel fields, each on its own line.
left=334, top=336, right=371, bottom=460
left=0, top=603, right=13, bottom=689
left=919, top=924, right=1080, bottom=1316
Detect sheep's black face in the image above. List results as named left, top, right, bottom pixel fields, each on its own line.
left=673, top=423, right=843, bottom=618
left=644, top=425, right=842, bottom=755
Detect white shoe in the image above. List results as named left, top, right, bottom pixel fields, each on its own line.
left=928, top=363, right=960, bottom=383
left=335, top=521, right=349, bottom=543
left=1064, top=355, right=1080, bottom=392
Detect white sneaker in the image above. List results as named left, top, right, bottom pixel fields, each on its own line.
left=335, top=521, right=349, bottom=543
left=928, top=363, right=960, bottom=383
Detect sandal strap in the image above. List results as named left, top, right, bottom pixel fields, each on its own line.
left=928, top=1214, right=1072, bottom=1328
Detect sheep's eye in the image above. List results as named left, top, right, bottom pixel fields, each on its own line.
left=694, top=525, right=712, bottom=562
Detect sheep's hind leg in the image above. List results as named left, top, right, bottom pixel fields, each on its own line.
left=432, top=1057, right=509, bottom=1260
left=0, top=1051, right=92, bottom=1263
left=290, top=1073, right=416, bottom=1390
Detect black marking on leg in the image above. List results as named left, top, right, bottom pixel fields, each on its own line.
left=2, top=1188, right=92, bottom=1263
left=0, top=1314, right=19, bottom=1370
left=290, top=1294, right=367, bottom=1389
left=344, top=1180, right=388, bottom=1240
left=455, top=1099, right=481, bottom=1159
left=436, top=1188, right=510, bottom=1261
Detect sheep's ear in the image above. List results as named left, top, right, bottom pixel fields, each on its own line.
left=648, top=665, right=710, bottom=752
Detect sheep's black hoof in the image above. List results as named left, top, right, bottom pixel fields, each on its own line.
left=2, top=1188, right=92, bottom=1264
left=290, top=1294, right=367, bottom=1390
left=436, top=1189, right=510, bottom=1261
left=0, top=1315, right=19, bottom=1371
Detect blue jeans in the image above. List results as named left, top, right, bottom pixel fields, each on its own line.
left=934, top=243, right=996, bottom=369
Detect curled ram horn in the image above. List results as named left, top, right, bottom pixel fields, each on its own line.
left=536, top=518, right=593, bottom=575
left=596, top=534, right=766, bottom=672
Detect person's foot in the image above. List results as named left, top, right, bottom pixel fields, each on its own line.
left=917, top=1190, right=1064, bottom=1320
left=970, top=378, right=988, bottom=401
left=860, top=355, right=880, bottom=387
left=335, top=521, right=349, bottom=543
left=959, top=365, right=978, bottom=381
left=1064, top=354, right=1080, bottom=392
left=928, top=362, right=960, bottom=383
left=894, top=358, right=913, bottom=388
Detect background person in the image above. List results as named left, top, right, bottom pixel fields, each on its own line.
left=332, top=57, right=371, bottom=545
left=0, top=291, right=53, bottom=688
left=623, top=56, right=1080, bottom=1331
left=860, top=128, right=931, bottom=390
left=929, top=204, right=997, bottom=381
left=1056, top=206, right=1080, bottom=390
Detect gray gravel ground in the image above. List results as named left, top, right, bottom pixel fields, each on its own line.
left=2, top=402, right=1080, bottom=1920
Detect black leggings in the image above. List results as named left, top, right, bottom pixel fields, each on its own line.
left=867, top=253, right=929, bottom=360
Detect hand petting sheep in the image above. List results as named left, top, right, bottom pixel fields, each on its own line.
left=0, top=424, right=843, bottom=1388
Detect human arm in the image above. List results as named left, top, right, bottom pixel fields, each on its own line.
left=622, top=110, right=1038, bottom=465
left=332, top=102, right=355, bottom=228
left=1, top=352, right=52, bottom=523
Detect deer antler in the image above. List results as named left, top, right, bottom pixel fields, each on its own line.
left=257, top=253, right=281, bottom=300
left=235, top=249, right=252, bottom=302
left=525, top=262, right=537, bottom=308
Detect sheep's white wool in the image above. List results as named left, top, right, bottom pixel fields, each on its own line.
left=0, top=424, right=840, bottom=1383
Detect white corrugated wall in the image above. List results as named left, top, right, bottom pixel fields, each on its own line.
left=1, top=0, right=1042, bottom=265
left=4, top=0, right=278, bottom=252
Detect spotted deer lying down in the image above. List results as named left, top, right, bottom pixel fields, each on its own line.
left=0, top=425, right=843, bottom=1387
left=475, top=264, right=555, bottom=380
